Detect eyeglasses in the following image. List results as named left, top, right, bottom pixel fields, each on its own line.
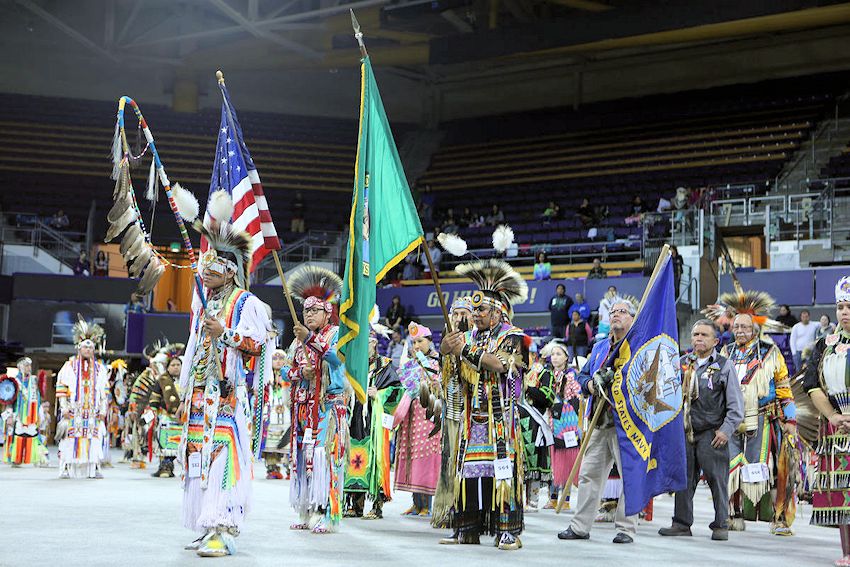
left=303, top=307, right=326, bottom=316
left=610, top=308, right=631, bottom=316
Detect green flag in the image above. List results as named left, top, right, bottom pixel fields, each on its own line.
left=338, top=56, right=424, bottom=403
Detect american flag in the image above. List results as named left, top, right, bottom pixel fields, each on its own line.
left=202, top=83, right=280, bottom=268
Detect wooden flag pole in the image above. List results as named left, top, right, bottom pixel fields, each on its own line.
left=215, top=69, right=300, bottom=326
left=555, top=244, right=672, bottom=514
left=272, top=250, right=301, bottom=324
left=422, top=241, right=453, bottom=331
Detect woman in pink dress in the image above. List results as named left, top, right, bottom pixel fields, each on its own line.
left=393, top=322, right=442, bottom=517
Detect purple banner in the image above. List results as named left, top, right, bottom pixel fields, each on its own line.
left=815, top=267, right=849, bottom=305
left=376, top=276, right=649, bottom=316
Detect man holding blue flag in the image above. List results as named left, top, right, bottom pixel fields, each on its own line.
left=558, top=247, right=687, bottom=544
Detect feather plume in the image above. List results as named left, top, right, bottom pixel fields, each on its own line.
left=172, top=183, right=199, bottom=222
left=437, top=232, right=468, bottom=257
left=371, top=322, right=391, bottom=338
left=701, top=289, right=787, bottom=333
left=288, top=265, right=342, bottom=303
left=145, top=159, right=158, bottom=203
left=110, top=120, right=123, bottom=181
left=492, top=224, right=514, bottom=253
left=207, top=190, right=234, bottom=223
left=455, top=258, right=528, bottom=306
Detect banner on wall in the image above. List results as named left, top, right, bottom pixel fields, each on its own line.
left=376, top=276, right=649, bottom=316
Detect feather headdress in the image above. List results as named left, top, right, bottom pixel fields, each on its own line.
left=193, top=190, right=253, bottom=290
left=72, top=314, right=106, bottom=350
left=701, top=277, right=787, bottom=333
left=456, top=258, right=528, bottom=319
left=288, top=265, right=343, bottom=323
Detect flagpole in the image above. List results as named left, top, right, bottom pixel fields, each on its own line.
left=214, top=70, right=300, bottom=326
left=350, top=11, right=452, bottom=332
left=555, top=244, right=672, bottom=514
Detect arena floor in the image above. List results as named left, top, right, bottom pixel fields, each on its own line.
left=0, top=450, right=839, bottom=567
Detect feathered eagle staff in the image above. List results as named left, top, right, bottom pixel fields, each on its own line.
left=106, top=96, right=207, bottom=308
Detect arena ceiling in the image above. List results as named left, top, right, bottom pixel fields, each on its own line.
left=5, top=0, right=850, bottom=78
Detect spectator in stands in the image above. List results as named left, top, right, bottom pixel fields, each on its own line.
left=534, top=251, right=552, bottom=281
left=460, top=207, right=475, bottom=228
left=549, top=284, right=573, bottom=339
left=50, top=209, right=70, bottom=230
left=566, top=310, right=593, bottom=362
left=587, top=258, right=607, bottom=279
left=630, top=195, right=646, bottom=215
left=442, top=215, right=459, bottom=235
left=790, top=309, right=818, bottom=371
left=542, top=201, right=560, bottom=224
left=486, top=204, right=505, bottom=226
left=385, top=296, right=405, bottom=332
left=93, top=250, right=108, bottom=277
left=776, top=304, right=798, bottom=329
left=387, top=329, right=405, bottom=369
left=569, top=293, right=591, bottom=321
left=72, top=251, right=90, bottom=276
left=402, top=252, right=420, bottom=281
left=576, top=198, right=595, bottom=227
left=291, top=191, right=306, bottom=233
left=420, top=239, right=441, bottom=277
left=816, top=314, right=836, bottom=341
left=670, top=245, right=684, bottom=296
left=421, top=184, right=436, bottom=222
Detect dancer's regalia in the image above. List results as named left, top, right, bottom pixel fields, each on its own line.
left=56, top=317, right=109, bottom=479
left=344, top=315, right=402, bottom=519
left=3, top=357, right=48, bottom=466
left=442, top=259, right=529, bottom=550
left=263, top=349, right=292, bottom=480
left=431, top=296, right=474, bottom=528
left=541, top=342, right=585, bottom=510
left=286, top=265, right=349, bottom=534
left=178, top=191, right=274, bottom=557
left=518, top=346, right=555, bottom=512
left=803, top=275, right=850, bottom=566
left=128, top=342, right=184, bottom=477
left=705, top=286, right=798, bottom=535
left=394, top=322, right=442, bottom=516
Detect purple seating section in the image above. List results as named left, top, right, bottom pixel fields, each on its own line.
left=0, top=71, right=845, bottom=252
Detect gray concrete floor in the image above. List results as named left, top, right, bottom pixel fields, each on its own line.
left=0, top=449, right=840, bottom=567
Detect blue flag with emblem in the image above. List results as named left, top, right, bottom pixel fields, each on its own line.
left=610, top=250, right=686, bottom=516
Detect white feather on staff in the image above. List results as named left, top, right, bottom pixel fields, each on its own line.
left=172, top=183, right=199, bottom=222
left=492, top=224, right=514, bottom=253
left=145, top=159, right=158, bottom=203
left=437, top=232, right=468, bottom=257
left=207, top=190, right=234, bottom=223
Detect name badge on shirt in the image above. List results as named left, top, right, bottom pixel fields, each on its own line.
left=188, top=452, right=201, bottom=478
left=493, top=457, right=513, bottom=480
left=303, top=427, right=314, bottom=445
left=562, top=430, right=579, bottom=448
left=382, top=413, right=395, bottom=430
left=742, top=463, right=769, bottom=483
